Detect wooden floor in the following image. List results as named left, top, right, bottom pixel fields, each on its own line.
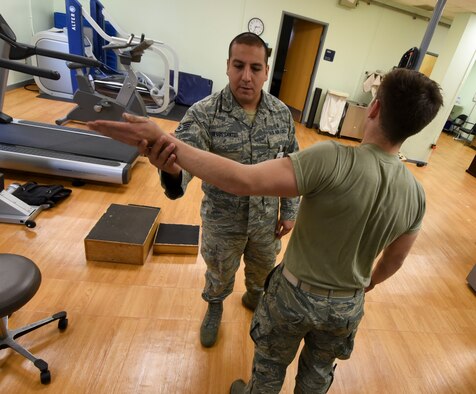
left=1, top=87, right=475, bottom=393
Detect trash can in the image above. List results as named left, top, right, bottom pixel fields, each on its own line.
left=319, top=90, right=349, bottom=135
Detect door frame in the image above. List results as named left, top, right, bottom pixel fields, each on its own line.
left=269, top=11, right=328, bottom=124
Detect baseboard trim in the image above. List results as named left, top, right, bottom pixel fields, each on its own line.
left=6, top=78, right=35, bottom=91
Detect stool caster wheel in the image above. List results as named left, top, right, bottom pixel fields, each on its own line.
left=40, top=369, right=51, bottom=384
left=58, top=317, right=68, bottom=330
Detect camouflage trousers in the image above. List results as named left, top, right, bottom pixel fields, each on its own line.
left=244, top=265, right=364, bottom=394
left=200, top=225, right=281, bottom=303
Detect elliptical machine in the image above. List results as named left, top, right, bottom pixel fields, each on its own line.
left=32, top=0, right=179, bottom=115
left=56, top=34, right=151, bottom=126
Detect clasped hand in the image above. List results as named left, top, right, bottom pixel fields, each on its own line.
left=88, top=113, right=180, bottom=174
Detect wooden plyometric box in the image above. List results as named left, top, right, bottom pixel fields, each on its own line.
left=85, top=204, right=161, bottom=265
left=153, top=223, right=200, bottom=255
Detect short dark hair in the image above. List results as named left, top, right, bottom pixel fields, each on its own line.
left=228, top=32, right=269, bottom=64
left=376, top=68, right=443, bottom=144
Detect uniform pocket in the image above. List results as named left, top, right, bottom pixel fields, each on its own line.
left=210, top=130, right=243, bottom=161
left=331, top=297, right=364, bottom=360
left=267, top=132, right=290, bottom=160
left=249, top=299, right=304, bottom=358
left=249, top=318, right=264, bottom=346
left=334, top=326, right=358, bottom=360
left=251, top=272, right=305, bottom=352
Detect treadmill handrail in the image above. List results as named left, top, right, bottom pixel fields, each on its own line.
left=0, top=58, right=60, bottom=80
left=0, top=14, right=100, bottom=68
left=3, top=39, right=101, bottom=68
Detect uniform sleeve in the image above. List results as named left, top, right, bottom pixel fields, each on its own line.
left=160, top=102, right=212, bottom=199
left=288, top=141, right=340, bottom=197
left=279, top=115, right=300, bottom=220
left=406, top=183, right=426, bottom=233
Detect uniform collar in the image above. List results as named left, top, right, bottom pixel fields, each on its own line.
left=221, top=84, right=276, bottom=114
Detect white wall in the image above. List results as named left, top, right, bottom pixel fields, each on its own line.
left=458, top=62, right=476, bottom=122
left=401, top=13, right=476, bottom=163
left=50, top=0, right=448, bottom=112
left=0, top=0, right=55, bottom=85
left=53, top=0, right=246, bottom=93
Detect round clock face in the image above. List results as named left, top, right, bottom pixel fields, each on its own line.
left=248, top=17, right=264, bottom=36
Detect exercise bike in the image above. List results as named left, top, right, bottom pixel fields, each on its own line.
left=33, top=0, right=179, bottom=115
left=56, top=34, right=152, bottom=126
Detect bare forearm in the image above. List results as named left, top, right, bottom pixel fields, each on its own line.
left=367, top=232, right=419, bottom=291
left=369, top=256, right=404, bottom=287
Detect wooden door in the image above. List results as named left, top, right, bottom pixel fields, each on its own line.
left=278, top=20, right=323, bottom=120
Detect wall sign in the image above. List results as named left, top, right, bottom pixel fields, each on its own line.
left=324, top=49, right=335, bottom=62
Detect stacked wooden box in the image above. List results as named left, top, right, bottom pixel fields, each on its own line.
left=85, top=203, right=200, bottom=264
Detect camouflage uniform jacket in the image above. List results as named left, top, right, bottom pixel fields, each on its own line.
left=160, top=84, right=300, bottom=232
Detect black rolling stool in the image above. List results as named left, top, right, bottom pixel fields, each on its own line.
left=0, top=253, right=68, bottom=384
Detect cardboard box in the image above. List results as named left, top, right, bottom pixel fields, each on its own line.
left=153, top=223, right=200, bottom=255
left=85, top=204, right=161, bottom=264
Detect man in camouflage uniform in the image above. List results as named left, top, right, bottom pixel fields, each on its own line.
left=157, top=32, right=300, bottom=347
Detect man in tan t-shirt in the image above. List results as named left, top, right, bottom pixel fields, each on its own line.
left=89, top=68, right=443, bottom=394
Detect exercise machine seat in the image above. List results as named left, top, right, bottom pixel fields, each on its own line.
left=0, top=253, right=68, bottom=384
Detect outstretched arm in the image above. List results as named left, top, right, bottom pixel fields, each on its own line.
left=88, top=114, right=299, bottom=198
left=144, top=134, right=299, bottom=197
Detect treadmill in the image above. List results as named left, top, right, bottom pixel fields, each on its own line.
left=0, top=14, right=139, bottom=185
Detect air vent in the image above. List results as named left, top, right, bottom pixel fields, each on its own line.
left=339, top=0, right=358, bottom=9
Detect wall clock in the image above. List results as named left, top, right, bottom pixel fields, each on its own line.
left=248, top=17, right=264, bottom=36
